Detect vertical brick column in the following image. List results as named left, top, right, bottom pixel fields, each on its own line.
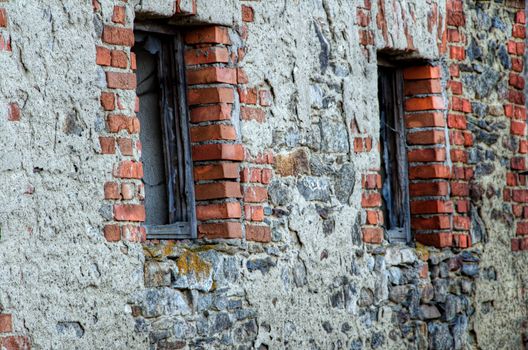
left=185, top=26, right=245, bottom=240
left=95, top=4, right=146, bottom=243
left=506, top=9, right=528, bottom=251
left=403, top=65, right=458, bottom=248
left=360, top=173, right=384, bottom=244
left=445, top=0, right=473, bottom=249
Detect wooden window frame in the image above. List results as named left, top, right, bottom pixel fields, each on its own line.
left=135, top=25, right=197, bottom=240
left=378, top=64, right=411, bottom=244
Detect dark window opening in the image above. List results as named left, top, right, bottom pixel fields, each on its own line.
left=134, top=28, right=196, bottom=239
left=378, top=65, right=411, bottom=244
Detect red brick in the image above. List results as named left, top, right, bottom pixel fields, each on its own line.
left=447, top=114, right=467, bottom=129
left=509, top=88, right=526, bottom=104
left=194, top=163, right=239, bottom=181
left=102, top=26, right=134, bottom=46
left=192, top=144, right=244, bottom=161
left=184, top=26, right=230, bottom=45
left=96, top=46, right=111, bottom=66
left=0, top=9, right=8, bottom=28
left=112, top=6, right=126, bottom=24
left=356, top=9, right=370, bottom=26
left=261, top=168, right=273, bottom=184
left=104, top=224, right=121, bottom=242
left=117, top=137, right=133, bottom=156
left=246, top=224, right=271, bottom=242
left=188, top=87, right=234, bottom=105
left=366, top=209, right=383, bottom=225
left=513, top=24, right=526, bottom=39
left=405, top=112, right=445, bottom=128
left=513, top=190, right=528, bottom=203
left=113, top=160, right=143, bottom=179
left=197, top=202, right=242, bottom=220
left=107, top=115, right=140, bottom=133
left=198, top=222, right=242, bottom=239
left=510, top=73, right=525, bottom=89
left=121, top=224, right=146, bottom=242
left=403, top=79, right=442, bottom=95
left=241, top=106, right=266, bottom=122
left=517, top=222, right=528, bottom=236
left=407, top=148, right=446, bottom=162
left=121, top=183, right=135, bottom=200
left=410, top=200, right=453, bottom=214
left=448, top=80, right=463, bottom=95
left=246, top=206, right=265, bottom=222
left=100, top=92, right=115, bottom=111
left=449, top=45, right=465, bottom=60
left=512, top=157, right=526, bottom=170
left=239, top=88, right=258, bottom=104
left=185, top=47, right=230, bottom=65
left=190, top=104, right=232, bottom=123
left=195, top=182, right=242, bottom=200
left=405, top=96, right=445, bottom=111
left=359, top=30, right=373, bottom=45
left=240, top=167, right=262, bottom=183
left=186, top=67, right=237, bottom=85
left=516, top=10, right=526, bottom=24
left=0, top=336, right=31, bottom=350
left=244, top=186, right=268, bottom=202
left=237, top=68, right=249, bottom=84
left=511, top=120, right=526, bottom=136
left=259, top=90, right=272, bottom=106
left=130, top=52, right=136, bottom=70
left=407, top=130, right=445, bottom=145
left=111, top=50, right=128, bottom=68
left=241, top=5, right=254, bottom=22
left=106, top=72, right=136, bottom=90
left=114, top=204, right=146, bottom=222
left=362, top=227, right=383, bottom=244
left=451, top=182, right=469, bottom=196
left=409, top=181, right=448, bottom=197
left=99, top=136, right=116, bottom=154
left=512, top=57, right=524, bottom=72
left=453, top=216, right=470, bottom=230
left=0, top=314, right=12, bottom=333
left=409, top=165, right=451, bottom=179
left=403, top=66, right=441, bottom=80
left=191, top=125, right=237, bottom=142
left=7, top=103, right=20, bottom=122
left=361, top=192, right=382, bottom=208
left=411, top=215, right=451, bottom=230
left=415, top=233, right=453, bottom=248
left=362, top=174, right=382, bottom=189
left=104, top=182, right=120, bottom=200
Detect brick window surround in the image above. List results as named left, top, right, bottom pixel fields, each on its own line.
left=96, top=2, right=273, bottom=244
left=362, top=64, right=472, bottom=249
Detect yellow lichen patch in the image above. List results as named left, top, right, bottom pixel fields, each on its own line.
left=162, top=241, right=176, bottom=256
left=415, top=242, right=430, bottom=261
left=176, top=250, right=212, bottom=281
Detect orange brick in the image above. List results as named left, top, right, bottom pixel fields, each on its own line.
left=362, top=227, right=383, bottom=244
left=102, top=26, right=134, bottom=46
left=184, top=26, right=230, bottom=45
left=111, top=50, right=128, bottom=68
left=114, top=204, right=146, bottom=222
left=0, top=314, right=12, bottom=333
left=100, top=92, right=115, bottom=111
left=409, top=181, right=449, bottom=197
left=191, top=124, right=237, bottom=142
left=409, top=165, right=451, bottom=179
left=104, top=225, right=121, bottom=242
left=411, top=215, right=451, bottom=230
left=194, top=163, right=240, bottom=181
left=96, top=46, right=111, bottom=66
left=107, top=115, right=140, bottom=133
left=246, top=224, right=271, bottom=242
left=195, top=182, right=242, bottom=200
left=112, top=6, right=126, bottom=24
left=192, top=144, right=244, bottom=161
left=188, top=87, right=234, bottom=105
left=243, top=186, right=268, bottom=202
left=197, top=202, right=242, bottom=220
left=410, top=200, right=453, bottom=214
left=106, top=72, right=136, bottom=90
left=404, top=79, right=442, bottom=95
left=405, top=96, right=445, bottom=111
left=415, top=233, right=453, bottom=248
left=99, top=137, right=116, bottom=154
left=198, top=222, right=242, bottom=239
left=186, top=67, right=237, bottom=85
left=403, top=66, right=441, bottom=80
left=185, top=47, right=230, bottom=65
left=407, top=130, right=445, bottom=145
left=113, top=160, right=143, bottom=179
left=407, top=148, right=446, bottom=162
left=190, top=104, right=232, bottom=123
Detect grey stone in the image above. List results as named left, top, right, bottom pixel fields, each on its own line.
left=358, top=288, right=374, bottom=307
left=212, top=313, right=232, bottom=334
left=320, top=120, right=349, bottom=153
left=370, top=332, right=385, bottom=349
left=389, top=285, right=409, bottom=304
left=434, top=279, right=449, bottom=303
left=428, top=323, right=454, bottom=350
left=420, top=284, right=434, bottom=303
left=461, top=264, right=479, bottom=277
left=349, top=338, right=363, bottom=350
left=145, top=261, right=172, bottom=288
left=444, top=295, right=457, bottom=321
left=334, top=163, right=355, bottom=204
left=297, top=176, right=331, bottom=202
left=56, top=321, right=85, bottom=338
left=420, top=305, right=441, bottom=320
left=268, top=179, right=294, bottom=206
left=246, top=257, right=276, bottom=274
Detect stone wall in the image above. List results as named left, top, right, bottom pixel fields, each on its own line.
left=0, top=0, right=527, bottom=349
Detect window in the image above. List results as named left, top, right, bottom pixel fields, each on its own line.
left=378, top=65, right=411, bottom=243
left=134, top=27, right=196, bottom=239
